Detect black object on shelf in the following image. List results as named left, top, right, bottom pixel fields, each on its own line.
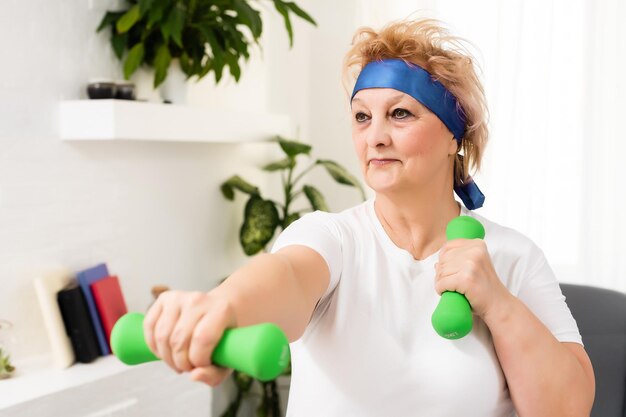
left=115, top=82, right=136, bottom=100
left=87, top=81, right=117, bottom=99
left=57, top=281, right=100, bottom=363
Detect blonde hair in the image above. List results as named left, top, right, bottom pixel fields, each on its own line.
left=343, top=18, right=488, bottom=185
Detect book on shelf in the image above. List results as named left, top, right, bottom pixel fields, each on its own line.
left=57, top=281, right=100, bottom=363
left=76, top=263, right=111, bottom=355
left=90, top=275, right=128, bottom=351
left=33, top=268, right=75, bottom=369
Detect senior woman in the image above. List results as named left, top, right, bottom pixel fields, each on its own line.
left=143, top=19, right=595, bottom=416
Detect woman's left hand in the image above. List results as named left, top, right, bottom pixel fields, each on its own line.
left=434, top=239, right=513, bottom=319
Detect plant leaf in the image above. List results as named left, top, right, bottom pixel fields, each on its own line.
left=222, top=18, right=250, bottom=58
left=272, top=0, right=294, bottom=47
left=0, top=348, right=14, bottom=374
left=282, top=212, right=300, bottom=229
left=123, top=42, right=145, bottom=79
left=161, top=12, right=171, bottom=41
left=232, top=0, right=263, bottom=39
left=220, top=175, right=260, bottom=201
left=116, top=5, right=141, bottom=34
left=317, top=159, right=366, bottom=200
left=262, top=157, right=295, bottom=172
left=239, top=196, right=279, bottom=256
left=111, top=31, right=128, bottom=60
left=224, top=53, right=241, bottom=82
left=196, top=25, right=223, bottom=53
left=139, top=0, right=156, bottom=15
left=153, top=43, right=171, bottom=88
left=196, top=26, right=225, bottom=82
left=213, top=60, right=225, bottom=83
left=148, top=0, right=167, bottom=28
left=162, top=3, right=185, bottom=48
left=277, top=136, right=311, bottom=157
left=199, top=57, right=213, bottom=79
left=303, top=184, right=329, bottom=211
left=283, top=2, right=317, bottom=26
left=180, top=51, right=193, bottom=76
left=96, top=11, right=125, bottom=32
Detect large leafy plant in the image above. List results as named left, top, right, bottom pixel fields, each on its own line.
left=221, top=137, right=365, bottom=256
left=97, top=0, right=316, bottom=87
left=219, top=136, right=365, bottom=416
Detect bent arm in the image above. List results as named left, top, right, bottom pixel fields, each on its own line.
left=485, top=295, right=595, bottom=417
left=211, top=246, right=330, bottom=342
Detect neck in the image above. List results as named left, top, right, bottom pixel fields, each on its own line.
left=374, top=188, right=461, bottom=260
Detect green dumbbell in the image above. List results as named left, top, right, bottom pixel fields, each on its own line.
left=110, top=312, right=290, bottom=382
left=431, top=216, right=485, bottom=339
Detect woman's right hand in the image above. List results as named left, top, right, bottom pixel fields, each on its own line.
left=143, top=290, right=237, bottom=386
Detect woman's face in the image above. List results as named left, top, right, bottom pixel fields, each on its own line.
left=351, top=88, right=458, bottom=196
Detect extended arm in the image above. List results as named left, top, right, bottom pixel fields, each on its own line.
left=143, top=246, right=329, bottom=385
left=212, top=247, right=330, bottom=342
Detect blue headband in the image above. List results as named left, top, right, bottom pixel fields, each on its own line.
left=351, top=59, right=485, bottom=209
left=351, top=59, right=466, bottom=141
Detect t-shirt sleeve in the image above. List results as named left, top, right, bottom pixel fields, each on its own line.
left=270, top=211, right=342, bottom=302
left=515, top=246, right=583, bottom=346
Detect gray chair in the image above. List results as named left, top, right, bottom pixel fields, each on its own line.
left=560, top=283, right=626, bottom=417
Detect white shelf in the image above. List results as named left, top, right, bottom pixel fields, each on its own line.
left=59, top=100, right=293, bottom=143
left=0, top=354, right=129, bottom=409
left=0, top=354, right=214, bottom=415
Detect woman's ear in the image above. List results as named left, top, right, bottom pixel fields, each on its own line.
left=448, top=136, right=459, bottom=155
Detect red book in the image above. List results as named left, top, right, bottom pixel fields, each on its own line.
left=90, top=275, right=128, bottom=350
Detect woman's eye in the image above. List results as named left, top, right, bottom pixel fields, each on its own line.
left=354, top=112, right=369, bottom=122
left=392, top=108, right=412, bottom=119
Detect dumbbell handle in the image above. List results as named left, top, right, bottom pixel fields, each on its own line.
left=110, top=312, right=290, bottom=381
left=431, top=216, right=485, bottom=339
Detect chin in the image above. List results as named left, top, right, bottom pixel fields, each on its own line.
left=366, top=167, right=398, bottom=183
left=365, top=179, right=399, bottom=194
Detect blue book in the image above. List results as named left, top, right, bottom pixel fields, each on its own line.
left=77, top=263, right=110, bottom=355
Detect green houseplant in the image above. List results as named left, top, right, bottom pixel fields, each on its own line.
left=97, top=0, right=316, bottom=88
left=0, top=347, right=15, bottom=380
left=219, top=136, right=365, bottom=416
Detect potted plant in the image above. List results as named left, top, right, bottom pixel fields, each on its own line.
left=0, top=320, right=16, bottom=380
left=96, top=0, right=316, bottom=90
left=219, top=136, right=365, bottom=416
left=0, top=347, right=15, bottom=380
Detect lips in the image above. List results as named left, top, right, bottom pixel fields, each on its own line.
left=369, top=158, right=399, bottom=166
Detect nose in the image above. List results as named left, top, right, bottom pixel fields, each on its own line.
left=364, top=117, right=392, bottom=148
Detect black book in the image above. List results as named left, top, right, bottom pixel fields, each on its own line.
left=57, top=281, right=100, bottom=363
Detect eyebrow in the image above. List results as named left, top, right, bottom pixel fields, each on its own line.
left=351, top=93, right=407, bottom=106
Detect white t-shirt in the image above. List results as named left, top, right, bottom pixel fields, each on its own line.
left=271, top=199, right=582, bottom=417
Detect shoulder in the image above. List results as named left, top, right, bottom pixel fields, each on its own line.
left=462, top=208, right=553, bottom=293
left=289, top=200, right=372, bottom=233
left=271, top=200, right=374, bottom=257
left=464, top=208, right=542, bottom=259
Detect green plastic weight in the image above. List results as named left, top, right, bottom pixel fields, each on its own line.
left=110, top=312, right=291, bottom=382
left=431, top=215, right=486, bottom=339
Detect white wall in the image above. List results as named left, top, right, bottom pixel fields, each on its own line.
left=0, top=0, right=371, bottom=364
left=0, top=0, right=327, bottom=362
